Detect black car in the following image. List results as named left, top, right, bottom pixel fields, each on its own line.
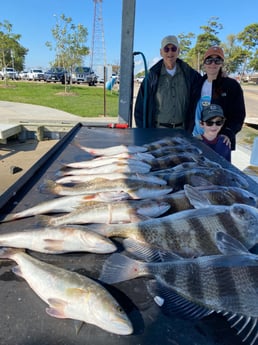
left=44, top=67, right=70, bottom=84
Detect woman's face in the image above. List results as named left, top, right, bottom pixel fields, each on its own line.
left=203, top=55, right=223, bottom=78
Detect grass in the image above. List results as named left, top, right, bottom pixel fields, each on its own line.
left=0, top=81, right=119, bottom=118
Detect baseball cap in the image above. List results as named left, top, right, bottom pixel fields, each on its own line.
left=204, top=46, right=224, bottom=61
left=201, top=104, right=225, bottom=122
left=161, top=35, right=179, bottom=49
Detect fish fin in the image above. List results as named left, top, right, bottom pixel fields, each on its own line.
left=99, top=253, right=143, bottom=284
left=224, top=313, right=258, bottom=345
left=147, top=280, right=213, bottom=320
left=43, top=239, right=66, bottom=252
left=123, top=239, right=181, bottom=262
left=46, top=298, right=67, bottom=318
left=216, top=232, right=250, bottom=255
left=184, top=184, right=211, bottom=208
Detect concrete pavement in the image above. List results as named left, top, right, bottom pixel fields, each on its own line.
left=0, top=100, right=255, bottom=175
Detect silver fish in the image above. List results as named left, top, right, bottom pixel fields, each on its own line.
left=99, top=232, right=258, bottom=344
left=39, top=199, right=171, bottom=227
left=0, top=226, right=116, bottom=254
left=41, top=178, right=172, bottom=198
left=0, top=192, right=130, bottom=223
left=88, top=203, right=258, bottom=258
left=0, top=248, right=133, bottom=335
left=73, top=140, right=147, bottom=156
left=56, top=160, right=152, bottom=175
left=56, top=172, right=167, bottom=185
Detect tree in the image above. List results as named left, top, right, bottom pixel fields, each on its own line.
left=46, top=14, right=90, bottom=91
left=238, top=23, right=258, bottom=76
left=0, top=20, right=28, bottom=79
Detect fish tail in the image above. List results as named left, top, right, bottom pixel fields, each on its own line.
left=0, top=214, right=16, bottom=223
left=99, top=253, right=144, bottom=284
left=0, top=247, right=23, bottom=259
left=39, top=180, right=63, bottom=195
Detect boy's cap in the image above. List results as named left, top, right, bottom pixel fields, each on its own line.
left=202, top=104, right=225, bottom=122
left=204, top=46, right=224, bottom=61
left=161, top=35, right=179, bottom=49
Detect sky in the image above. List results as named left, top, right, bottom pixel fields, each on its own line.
left=1, top=0, right=257, bottom=75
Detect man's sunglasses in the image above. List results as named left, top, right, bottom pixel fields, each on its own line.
left=163, top=46, right=177, bottom=53
left=204, top=120, right=224, bottom=126
left=204, top=57, right=223, bottom=65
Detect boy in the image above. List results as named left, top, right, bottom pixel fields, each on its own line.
left=195, top=104, right=231, bottom=162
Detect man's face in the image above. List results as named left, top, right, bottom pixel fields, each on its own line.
left=160, top=44, right=180, bottom=69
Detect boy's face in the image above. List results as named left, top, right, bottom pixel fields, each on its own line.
left=200, top=116, right=224, bottom=136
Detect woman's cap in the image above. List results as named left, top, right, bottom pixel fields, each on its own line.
left=161, top=35, right=179, bottom=49
left=202, top=104, right=225, bottom=122
left=204, top=46, right=224, bottom=61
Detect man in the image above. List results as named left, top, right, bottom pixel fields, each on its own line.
left=134, top=35, right=201, bottom=132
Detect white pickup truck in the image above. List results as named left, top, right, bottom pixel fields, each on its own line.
left=27, top=69, right=45, bottom=81
left=0, top=67, right=19, bottom=80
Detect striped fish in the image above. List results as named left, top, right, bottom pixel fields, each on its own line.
left=99, top=232, right=258, bottom=344
left=88, top=203, right=258, bottom=258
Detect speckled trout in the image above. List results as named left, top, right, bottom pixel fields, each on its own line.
left=0, top=248, right=133, bottom=335
left=88, top=203, right=258, bottom=258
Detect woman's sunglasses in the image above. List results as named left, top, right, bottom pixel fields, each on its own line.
left=204, top=120, right=224, bottom=126
left=204, top=57, right=223, bottom=65
left=163, top=46, right=177, bottom=53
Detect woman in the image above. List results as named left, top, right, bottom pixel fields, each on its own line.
left=192, top=46, right=246, bottom=150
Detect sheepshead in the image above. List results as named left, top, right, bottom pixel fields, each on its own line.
left=0, top=226, right=116, bottom=254
left=99, top=232, right=258, bottom=344
left=156, top=167, right=249, bottom=191
left=156, top=184, right=258, bottom=215
left=73, top=140, right=147, bottom=156
left=88, top=203, right=258, bottom=258
left=143, top=136, right=192, bottom=151
left=56, top=160, right=151, bottom=175
left=56, top=172, right=167, bottom=186
left=39, top=199, right=170, bottom=227
left=0, top=192, right=129, bottom=223
left=0, top=248, right=132, bottom=335
left=40, top=178, right=172, bottom=198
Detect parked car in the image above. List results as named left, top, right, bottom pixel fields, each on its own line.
left=0, top=67, right=19, bottom=80
left=19, top=71, right=29, bottom=80
left=44, top=67, right=70, bottom=84
left=71, top=66, right=98, bottom=86
left=27, top=69, right=45, bottom=81
left=136, top=76, right=144, bottom=83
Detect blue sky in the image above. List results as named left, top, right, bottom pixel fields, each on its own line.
left=1, top=0, right=257, bottom=74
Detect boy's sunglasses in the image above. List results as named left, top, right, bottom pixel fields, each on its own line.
left=163, top=46, right=177, bottom=53
left=204, top=120, right=224, bottom=126
left=204, top=57, right=223, bottom=65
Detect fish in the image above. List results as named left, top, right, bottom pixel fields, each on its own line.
left=147, top=145, right=202, bottom=158
left=73, top=140, right=147, bottom=156
left=156, top=184, right=258, bottom=215
left=156, top=167, right=249, bottom=191
left=143, top=136, right=192, bottom=151
left=0, top=192, right=130, bottom=223
left=88, top=203, right=258, bottom=258
left=0, top=226, right=116, bottom=254
left=55, top=172, right=167, bottom=185
left=56, top=160, right=152, bottom=175
left=38, top=199, right=171, bottom=227
left=0, top=247, right=133, bottom=335
left=60, top=157, right=148, bottom=169
left=40, top=178, right=172, bottom=198
left=99, top=232, right=258, bottom=344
